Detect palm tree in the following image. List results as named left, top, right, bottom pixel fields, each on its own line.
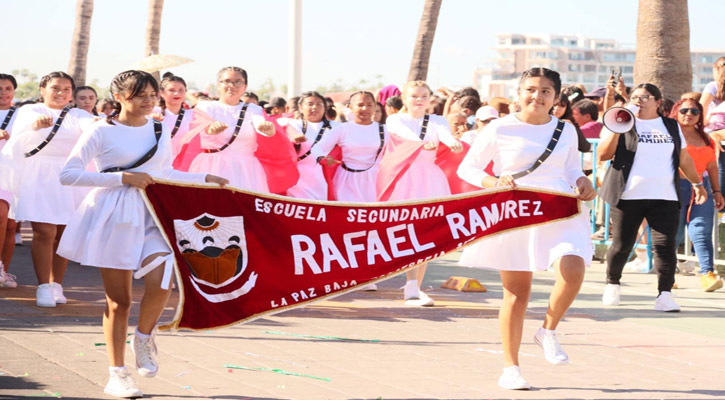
left=145, top=0, right=165, bottom=81
left=67, top=0, right=94, bottom=87
left=407, top=0, right=442, bottom=82
left=633, top=0, right=692, bottom=100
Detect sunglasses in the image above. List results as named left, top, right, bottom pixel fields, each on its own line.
left=678, top=108, right=701, bottom=116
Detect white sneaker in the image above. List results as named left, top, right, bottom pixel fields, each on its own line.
left=36, top=284, right=56, bottom=307
left=403, top=280, right=419, bottom=300
left=497, top=365, right=530, bottom=390
left=405, top=291, right=435, bottom=307
left=602, top=283, right=621, bottom=306
left=361, top=283, right=378, bottom=291
left=104, top=367, right=142, bottom=398
left=534, top=328, right=569, bottom=365
left=14, top=233, right=22, bottom=246
left=131, top=329, right=159, bottom=377
left=624, top=257, right=649, bottom=273
left=678, top=260, right=697, bottom=274
left=51, top=282, right=67, bottom=304
left=1, top=272, right=17, bottom=288
left=654, top=291, right=680, bottom=312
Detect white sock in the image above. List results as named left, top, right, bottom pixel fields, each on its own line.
left=503, top=365, right=520, bottom=374
left=406, top=279, right=418, bottom=287
left=540, top=327, right=555, bottom=335
left=135, top=328, right=150, bottom=340
left=109, top=366, right=127, bottom=373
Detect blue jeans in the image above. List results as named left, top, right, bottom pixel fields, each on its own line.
left=719, top=151, right=725, bottom=193
left=676, top=179, right=715, bottom=274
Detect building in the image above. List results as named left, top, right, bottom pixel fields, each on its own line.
left=475, top=33, right=722, bottom=100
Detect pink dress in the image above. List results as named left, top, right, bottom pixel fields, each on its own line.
left=188, top=101, right=269, bottom=192
left=384, top=113, right=459, bottom=200
left=285, top=119, right=339, bottom=200
left=312, top=121, right=388, bottom=202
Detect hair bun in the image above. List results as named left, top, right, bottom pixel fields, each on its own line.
left=162, top=72, right=175, bottom=79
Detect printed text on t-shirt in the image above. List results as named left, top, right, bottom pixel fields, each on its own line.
left=637, top=130, right=672, bottom=144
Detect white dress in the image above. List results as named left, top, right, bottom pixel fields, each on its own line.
left=457, top=114, right=592, bottom=271
left=312, top=121, right=388, bottom=203
left=188, top=101, right=269, bottom=192
left=0, top=107, right=18, bottom=207
left=4, top=104, right=93, bottom=225
left=153, top=106, right=194, bottom=158
left=385, top=113, right=459, bottom=200
left=286, top=119, right=339, bottom=200
left=57, top=119, right=207, bottom=270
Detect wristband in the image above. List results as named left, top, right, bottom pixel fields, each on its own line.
left=692, top=181, right=704, bottom=187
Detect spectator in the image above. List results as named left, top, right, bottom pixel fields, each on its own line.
left=552, top=93, right=573, bottom=121
left=73, top=86, right=99, bottom=116
left=428, top=95, right=446, bottom=115
left=584, top=86, right=607, bottom=115
left=242, top=91, right=259, bottom=104
left=681, top=92, right=702, bottom=102
left=659, top=98, right=675, bottom=116
left=669, top=98, right=724, bottom=292
left=699, top=56, right=725, bottom=118
left=563, top=86, right=585, bottom=104
left=266, top=97, right=287, bottom=116
left=384, top=95, right=403, bottom=116
left=376, top=84, right=400, bottom=107
left=598, top=83, right=706, bottom=312
left=456, top=95, right=482, bottom=119
left=571, top=99, right=603, bottom=139
left=447, top=112, right=467, bottom=139
left=460, top=106, right=498, bottom=145
left=287, top=96, right=300, bottom=114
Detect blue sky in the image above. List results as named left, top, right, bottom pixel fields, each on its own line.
left=3, top=0, right=723, bottom=94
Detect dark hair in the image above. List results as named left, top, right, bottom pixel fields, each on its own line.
left=0, top=73, right=18, bottom=89
left=455, top=87, right=480, bottom=100
left=242, top=91, right=259, bottom=101
left=562, top=86, right=584, bottom=104
left=659, top=98, right=675, bottom=116
left=158, top=73, right=187, bottom=112
left=553, top=93, right=573, bottom=120
left=716, top=68, right=725, bottom=102
left=428, top=96, right=446, bottom=115
left=614, top=93, right=627, bottom=104
left=217, top=66, right=248, bottom=85
left=287, top=96, right=300, bottom=112
left=669, top=98, right=712, bottom=148
left=519, top=67, right=562, bottom=97
left=73, top=86, right=99, bottom=115
left=633, top=83, right=663, bottom=101
left=571, top=98, right=598, bottom=121
left=348, top=90, right=376, bottom=104
left=375, top=102, right=387, bottom=124
left=456, top=95, right=482, bottom=113
left=106, top=70, right=159, bottom=124
left=39, top=71, right=75, bottom=103
left=385, top=95, right=403, bottom=111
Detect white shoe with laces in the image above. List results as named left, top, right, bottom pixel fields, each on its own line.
left=1, top=272, right=17, bottom=288
left=534, top=327, right=569, bottom=365
left=104, top=367, right=143, bottom=398
left=405, top=291, right=435, bottom=307
left=361, top=283, right=378, bottom=291
left=131, top=328, right=159, bottom=377
left=654, top=291, right=680, bottom=312
left=51, top=282, right=67, bottom=304
left=497, top=365, right=530, bottom=390
left=602, top=283, right=621, bottom=306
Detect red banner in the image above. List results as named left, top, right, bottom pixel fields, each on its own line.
left=142, top=181, right=581, bottom=330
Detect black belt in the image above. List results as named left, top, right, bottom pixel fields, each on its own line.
left=101, top=120, right=163, bottom=173
left=340, top=123, right=385, bottom=173
left=24, top=106, right=72, bottom=158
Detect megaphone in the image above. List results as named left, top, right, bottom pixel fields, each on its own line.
left=603, top=104, right=640, bottom=134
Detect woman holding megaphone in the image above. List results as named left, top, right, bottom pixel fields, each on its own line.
left=598, top=83, right=706, bottom=312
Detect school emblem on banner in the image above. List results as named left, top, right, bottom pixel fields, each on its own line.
left=173, top=213, right=257, bottom=303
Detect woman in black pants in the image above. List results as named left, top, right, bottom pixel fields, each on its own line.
left=598, top=83, right=706, bottom=312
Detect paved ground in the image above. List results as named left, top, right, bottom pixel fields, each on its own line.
left=1, top=233, right=725, bottom=399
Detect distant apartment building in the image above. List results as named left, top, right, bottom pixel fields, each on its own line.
left=475, top=33, right=723, bottom=100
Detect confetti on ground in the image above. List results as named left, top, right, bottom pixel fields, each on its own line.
left=175, top=370, right=191, bottom=377
left=181, top=385, right=191, bottom=390
left=19, top=372, right=29, bottom=377
left=74, top=352, right=84, bottom=356
left=224, top=364, right=331, bottom=382
left=227, top=369, right=233, bottom=373
left=264, top=330, right=379, bottom=342
left=94, top=341, right=130, bottom=346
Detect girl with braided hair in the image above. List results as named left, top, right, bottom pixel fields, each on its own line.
left=57, top=70, right=227, bottom=398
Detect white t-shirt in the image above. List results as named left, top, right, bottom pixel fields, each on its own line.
left=703, top=81, right=717, bottom=96
left=601, top=117, right=686, bottom=201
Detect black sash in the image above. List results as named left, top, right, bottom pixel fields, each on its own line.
left=496, top=120, right=565, bottom=180
left=202, top=103, right=249, bottom=154
left=101, top=120, right=163, bottom=173
left=341, top=123, right=385, bottom=173
left=1, top=106, right=16, bottom=130
left=24, top=106, right=72, bottom=158
left=298, top=119, right=331, bottom=161
left=418, top=114, right=430, bottom=140
left=170, top=107, right=186, bottom=138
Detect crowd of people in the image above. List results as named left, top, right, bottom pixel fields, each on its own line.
left=0, top=59, right=724, bottom=396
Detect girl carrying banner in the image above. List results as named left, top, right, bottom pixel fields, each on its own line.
left=57, top=70, right=228, bottom=398
left=457, top=68, right=595, bottom=390
left=3, top=71, right=93, bottom=307
left=378, top=81, right=463, bottom=306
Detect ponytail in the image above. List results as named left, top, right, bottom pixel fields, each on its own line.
left=105, top=100, right=121, bottom=125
